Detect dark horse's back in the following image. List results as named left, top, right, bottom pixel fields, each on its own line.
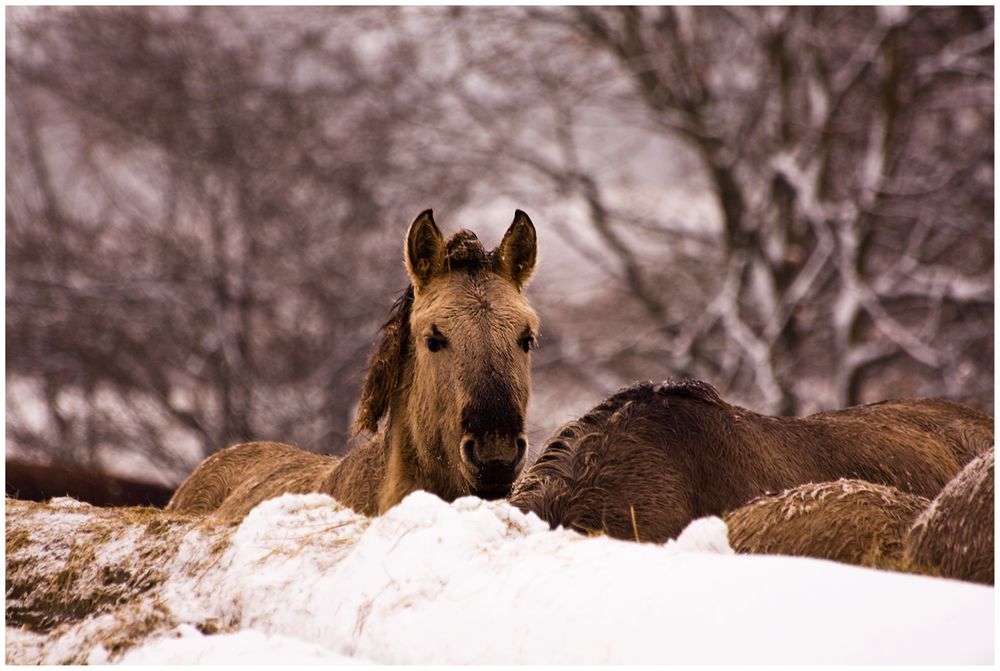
left=791, top=397, right=992, bottom=490
left=510, top=380, right=993, bottom=542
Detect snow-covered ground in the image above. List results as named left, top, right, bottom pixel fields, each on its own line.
left=6, top=492, right=994, bottom=664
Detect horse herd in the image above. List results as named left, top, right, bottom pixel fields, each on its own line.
left=167, top=211, right=994, bottom=585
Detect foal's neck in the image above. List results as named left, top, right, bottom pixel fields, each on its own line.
left=376, top=395, right=465, bottom=513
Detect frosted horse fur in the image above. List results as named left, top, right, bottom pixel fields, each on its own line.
left=725, top=479, right=929, bottom=567
left=168, top=209, right=540, bottom=519
left=903, top=447, right=994, bottom=585
left=509, top=379, right=992, bottom=543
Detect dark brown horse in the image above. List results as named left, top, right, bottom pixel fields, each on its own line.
left=510, top=379, right=992, bottom=543
left=168, top=209, right=540, bottom=519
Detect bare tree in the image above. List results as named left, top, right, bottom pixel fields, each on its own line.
left=6, top=7, right=471, bottom=477
left=427, top=6, right=993, bottom=416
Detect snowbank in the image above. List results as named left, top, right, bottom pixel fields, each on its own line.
left=6, top=492, right=994, bottom=664
left=114, top=626, right=365, bottom=665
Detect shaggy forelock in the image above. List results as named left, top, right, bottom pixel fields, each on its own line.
left=444, top=229, right=492, bottom=273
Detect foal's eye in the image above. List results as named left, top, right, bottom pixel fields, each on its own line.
left=425, top=335, right=447, bottom=352
left=518, top=333, right=536, bottom=353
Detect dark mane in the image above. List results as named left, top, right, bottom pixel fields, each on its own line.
left=654, top=378, right=725, bottom=405
left=354, top=230, right=495, bottom=434
left=584, top=379, right=723, bottom=418
left=354, top=285, right=414, bottom=434
left=543, top=378, right=724, bottom=452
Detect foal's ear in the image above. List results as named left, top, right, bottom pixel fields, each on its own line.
left=405, top=209, right=446, bottom=290
left=494, top=209, right=537, bottom=289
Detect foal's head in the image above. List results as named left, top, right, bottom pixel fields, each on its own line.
left=357, top=209, right=539, bottom=500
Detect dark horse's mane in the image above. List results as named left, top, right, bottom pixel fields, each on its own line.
left=354, top=230, right=494, bottom=434
left=528, top=379, right=724, bottom=478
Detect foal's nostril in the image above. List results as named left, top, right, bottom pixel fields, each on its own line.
left=462, top=438, right=477, bottom=466
left=462, top=435, right=524, bottom=475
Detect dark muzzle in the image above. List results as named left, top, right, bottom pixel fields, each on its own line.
left=461, top=434, right=528, bottom=499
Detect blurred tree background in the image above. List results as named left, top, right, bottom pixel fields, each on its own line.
left=6, top=7, right=993, bottom=486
